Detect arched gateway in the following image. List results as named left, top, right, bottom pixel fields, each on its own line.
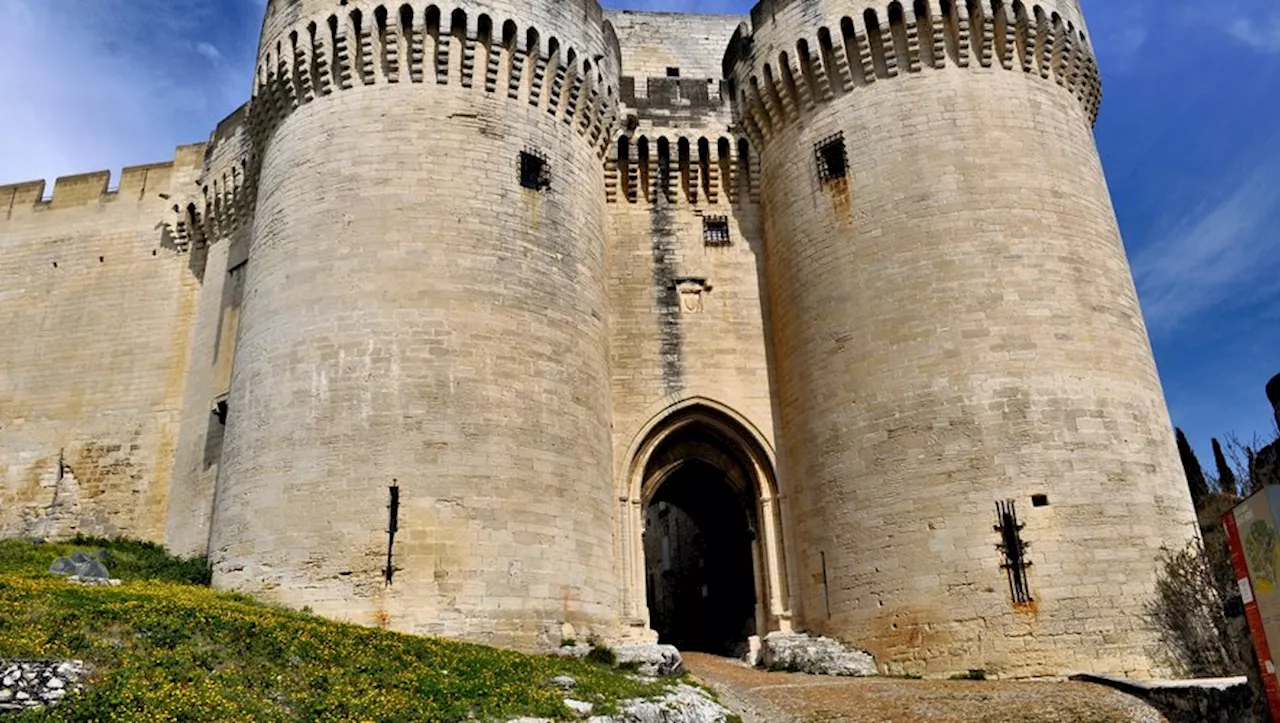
left=617, top=400, right=795, bottom=653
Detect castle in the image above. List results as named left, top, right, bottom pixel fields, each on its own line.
left=0, top=0, right=1201, bottom=678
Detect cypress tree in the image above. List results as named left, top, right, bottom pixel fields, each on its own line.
left=1176, top=428, right=1210, bottom=507
left=1212, top=438, right=1238, bottom=497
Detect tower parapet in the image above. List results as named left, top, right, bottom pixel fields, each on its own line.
left=249, top=0, right=621, bottom=156
left=723, top=0, right=1101, bottom=147
left=725, top=0, right=1198, bottom=678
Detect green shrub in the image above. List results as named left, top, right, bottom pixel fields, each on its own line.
left=0, top=536, right=211, bottom=585
left=586, top=644, right=618, bottom=667
left=71, top=535, right=213, bottom=585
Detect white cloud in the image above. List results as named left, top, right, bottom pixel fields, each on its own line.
left=1132, top=139, right=1280, bottom=334
left=1174, top=3, right=1280, bottom=54
left=195, top=41, right=224, bottom=62
left=1226, top=13, right=1280, bottom=53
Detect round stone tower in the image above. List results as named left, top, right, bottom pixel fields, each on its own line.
left=210, top=0, right=623, bottom=648
left=726, top=0, right=1198, bottom=676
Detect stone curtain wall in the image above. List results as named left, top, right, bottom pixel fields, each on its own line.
left=726, top=0, right=1198, bottom=677
left=0, top=150, right=205, bottom=543
left=606, top=11, right=746, bottom=81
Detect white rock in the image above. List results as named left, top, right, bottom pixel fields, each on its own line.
left=615, top=684, right=734, bottom=722
left=743, top=635, right=762, bottom=668
left=46, top=677, right=65, bottom=689
left=614, top=644, right=684, bottom=677
left=44, top=688, right=66, bottom=700
left=565, top=698, right=595, bottom=716
left=561, top=622, right=578, bottom=641
left=15, top=691, right=30, bottom=700
left=0, top=689, right=12, bottom=702
left=555, top=643, right=592, bottom=659
left=760, top=632, right=877, bottom=677
left=549, top=675, right=577, bottom=690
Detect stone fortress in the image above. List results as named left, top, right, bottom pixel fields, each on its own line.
left=0, top=0, right=1200, bottom=678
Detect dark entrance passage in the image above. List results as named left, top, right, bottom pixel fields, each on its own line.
left=643, top=459, right=757, bottom=656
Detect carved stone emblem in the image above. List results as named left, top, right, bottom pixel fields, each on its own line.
left=674, top=278, right=711, bottom=313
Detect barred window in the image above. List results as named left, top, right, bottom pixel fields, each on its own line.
left=814, top=132, right=847, bottom=183
left=518, top=149, right=551, bottom=191
left=702, top=215, right=731, bottom=246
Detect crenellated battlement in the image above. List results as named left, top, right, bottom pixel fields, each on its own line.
left=247, top=1, right=623, bottom=158
left=0, top=146, right=205, bottom=223
left=166, top=105, right=255, bottom=252
left=260, top=0, right=617, bottom=66
left=619, top=75, right=730, bottom=111
left=723, top=0, right=1101, bottom=147
left=743, top=0, right=1086, bottom=43
left=605, top=133, right=759, bottom=206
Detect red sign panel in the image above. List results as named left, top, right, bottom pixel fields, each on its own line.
left=1224, top=500, right=1280, bottom=720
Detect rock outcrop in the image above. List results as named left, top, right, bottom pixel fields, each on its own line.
left=759, top=632, right=878, bottom=677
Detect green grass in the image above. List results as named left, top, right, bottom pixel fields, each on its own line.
left=0, top=538, right=669, bottom=722
left=2, top=536, right=212, bottom=585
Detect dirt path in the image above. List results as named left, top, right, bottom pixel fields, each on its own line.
left=682, top=653, right=1169, bottom=723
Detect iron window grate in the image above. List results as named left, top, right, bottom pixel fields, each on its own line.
left=519, top=149, right=551, bottom=191
left=703, top=215, right=731, bottom=245
left=995, top=499, right=1034, bottom=604
left=815, top=132, right=848, bottom=183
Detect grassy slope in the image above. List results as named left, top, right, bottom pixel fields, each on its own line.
left=0, top=539, right=666, bottom=722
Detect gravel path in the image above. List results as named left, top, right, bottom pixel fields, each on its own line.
left=682, top=653, right=1170, bottom=723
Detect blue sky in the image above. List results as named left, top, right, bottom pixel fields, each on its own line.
left=1, top=0, right=1276, bottom=465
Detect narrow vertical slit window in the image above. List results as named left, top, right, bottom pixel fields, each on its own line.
left=384, top=482, right=401, bottom=585
left=995, top=500, right=1033, bottom=604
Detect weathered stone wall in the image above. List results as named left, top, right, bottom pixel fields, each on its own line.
left=604, top=12, right=784, bottom=638
left=164, top=107, right=255, bottom=559
left=0, top=150, right=204, bottom=543
left=606, top=11, right=744, bottom=81
left=604, top=132, right=772, bottom=464
left=726, top=0, right=1198, bottom=677
left=207, top=0, right=624, bottom=650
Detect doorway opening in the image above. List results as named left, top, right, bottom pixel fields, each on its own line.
left=623, top=402, right=794, bottom=657
left=644, top=458, right=757, bottom=655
